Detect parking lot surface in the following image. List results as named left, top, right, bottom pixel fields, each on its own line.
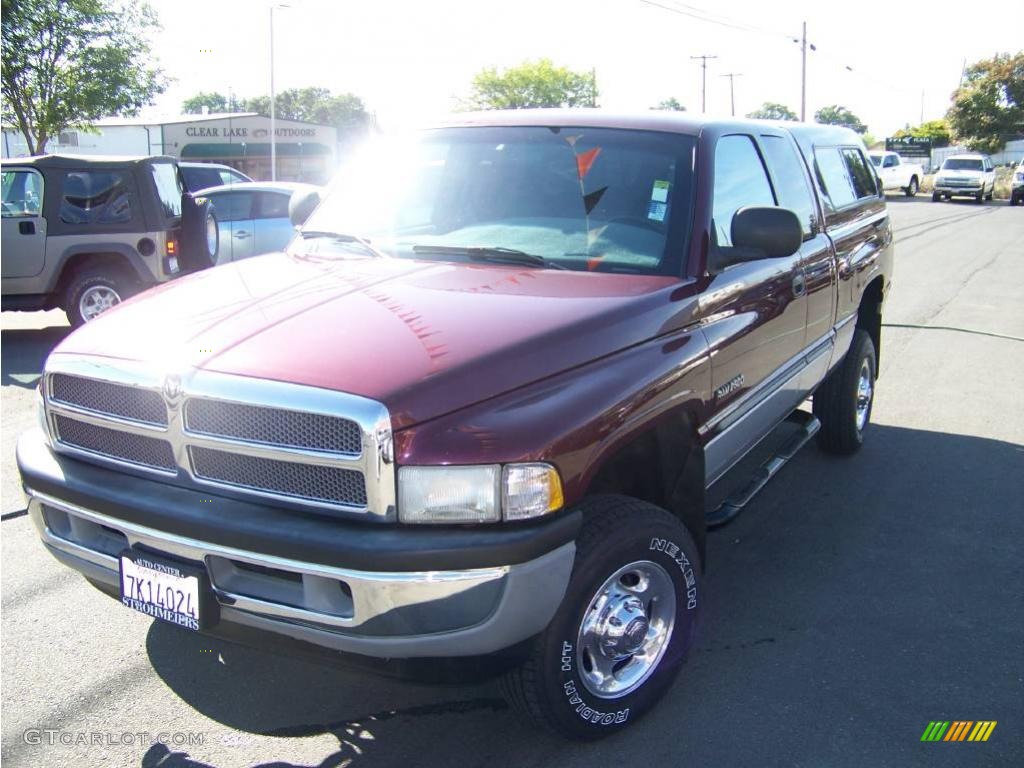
left=2, top=197, right=1022, bottom=767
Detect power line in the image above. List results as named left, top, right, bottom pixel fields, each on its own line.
left=691, top=54, right=718, bottom=112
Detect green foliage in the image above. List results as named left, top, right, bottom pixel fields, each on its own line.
left=746, top=102, right=798, bottom=121
left=814, top=105, right=868, bottom=134
left=892, top=119, right=951, bottom=147
left=242, top=88, right=371, bottom=134
left=1, top=0, right=165, bottom=154
left=182, top=92, right=233, bottom=114
left=652, top=97, right=686, bottom=111
left=947, top=52, right=1024, bottom=154
left=463, top=59, right=598, bottom=110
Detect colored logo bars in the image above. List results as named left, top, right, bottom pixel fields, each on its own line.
left=921, top=721, right=997, bottom=742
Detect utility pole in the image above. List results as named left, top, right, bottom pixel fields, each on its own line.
left=691, top=54, right=718, bottom=113
left=720, top=72, right=742, bottom=117
left=800, top=21, right=807, bottom=121
left=920, top=89, right=924, bottom=125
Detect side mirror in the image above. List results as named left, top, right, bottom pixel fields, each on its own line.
left=731, top=206, right=802, bottom=258
left=289, top=188, right=321, bottom=227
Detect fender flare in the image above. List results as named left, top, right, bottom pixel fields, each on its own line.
left=46, top=243, right=153, bottom=294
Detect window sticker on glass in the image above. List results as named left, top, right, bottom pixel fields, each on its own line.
left=647, top=200, right=668, bottom=221
left=651, top=180, right=671, bottom=203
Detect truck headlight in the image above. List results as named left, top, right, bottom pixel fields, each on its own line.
left=398, top=463, right=564, bottom=523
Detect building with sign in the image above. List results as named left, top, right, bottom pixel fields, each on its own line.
left=2, top=113, right=339, bottom=184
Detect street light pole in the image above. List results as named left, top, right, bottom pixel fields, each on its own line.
left=800, top=21, right=807, bottom=122
left=269, top=4, right=289, bottom=182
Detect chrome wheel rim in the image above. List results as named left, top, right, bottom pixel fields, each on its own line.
left=78, top=285, right=121, bottom=322
left=576, top=560, right=676, bottom=699
left=855, top=360, right=873, bottom=432
left=206, top=213, right=218, bottom=255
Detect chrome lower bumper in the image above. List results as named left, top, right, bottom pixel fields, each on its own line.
left=26, top=489, right=575, bottom=658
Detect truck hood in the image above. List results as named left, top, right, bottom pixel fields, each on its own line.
left=53, top=252, right=691, bottom=427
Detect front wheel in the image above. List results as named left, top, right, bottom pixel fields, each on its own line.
left=905, top=177, right=919, bottom=197
left=501, top=496, right=701, bottom=740
left=931, top=192, right=941, bottom=202
left=813, top=329, right=876, bottom=455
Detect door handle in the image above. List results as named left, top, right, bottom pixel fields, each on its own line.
left=792, top=273, right=806, bottom=297
left=234, top=230, right=251, bottom=239
left=19, top=221, right=35, bottom=235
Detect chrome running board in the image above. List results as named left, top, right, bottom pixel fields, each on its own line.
left=706, top=412, right=821, bottom=528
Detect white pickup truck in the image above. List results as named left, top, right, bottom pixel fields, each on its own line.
left=868, top=151, right=924, bottom=197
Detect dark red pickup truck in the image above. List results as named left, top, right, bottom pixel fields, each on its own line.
left=18, top=110, right=892, bottom=739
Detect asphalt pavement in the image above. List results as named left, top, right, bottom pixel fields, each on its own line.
left=2, top=196, right=1022, bottom=767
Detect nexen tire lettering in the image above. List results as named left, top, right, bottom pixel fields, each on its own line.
left=650, top=537, right=698, bottom=609
left=562, top=681, right=629, bottom=725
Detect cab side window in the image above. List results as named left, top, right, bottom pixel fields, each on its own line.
left=814, top=148, right=857, bottom=210
left=207, top=191, right=253, bottom=222
left=59, top=171, right=133, bottom=225
left=255, top=192, right=290, bottom=220
left=1, top=169, right=43, bottom=217
left=841, top=148, right=878, bottom=199
left=712, top=135, right=776, bottom=247
left=760, top=135, right=818, bottom=238
left=882, top=155, right=897, bottom=168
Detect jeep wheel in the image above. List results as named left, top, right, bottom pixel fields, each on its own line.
left=905, top=177, right=918, bottom=197
left=501, top=496, right=700, bottom=740
left=931, top=192, right=941, bottom=202
left=813, top=329, right=876, bottom=455
left=65, top=270, right=133, bottom=327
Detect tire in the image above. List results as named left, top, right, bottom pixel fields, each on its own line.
left=931, top=192, right=941, bottom=202
left=179, top=194, right=219, bottom=272
left=63, top=268, right=135, bottom=328
left=976, top=191, right=985, bottom=204
left=501, top=496, right=701, bottom=740
left=813, top=329, right=876, bottom=455
left=985, top=186, right=993, bottom=201
left=905, top=177, right=918, bottom=197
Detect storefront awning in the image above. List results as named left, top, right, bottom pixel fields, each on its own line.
left=180, top=143, right=332, bottom=159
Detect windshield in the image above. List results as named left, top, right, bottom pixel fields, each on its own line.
left=942, top=158, right=984, bottom=171
left=300, top=126, right=696, bottom=275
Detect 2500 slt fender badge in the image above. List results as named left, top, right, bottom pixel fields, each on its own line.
left=17, top=110, right=891, bottom=740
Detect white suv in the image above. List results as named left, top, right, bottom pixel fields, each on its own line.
left=932, top=154, right=997, bottom=203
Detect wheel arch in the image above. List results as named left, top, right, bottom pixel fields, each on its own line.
left=582, top=408, right=706, bottom=569
left=856, top=275, right=885, bottom=375
left=48, top=244, right=151, bottom=297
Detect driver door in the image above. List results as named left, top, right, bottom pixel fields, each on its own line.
left=1, top=168, right=47, bottom=279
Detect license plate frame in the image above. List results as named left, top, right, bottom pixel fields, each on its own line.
left=118, top=547, right=218, bottom=631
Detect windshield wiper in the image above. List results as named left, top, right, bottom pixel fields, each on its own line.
left=411, top=244, right=564, bottom=269
left=299, top=230, right=387, bottom=259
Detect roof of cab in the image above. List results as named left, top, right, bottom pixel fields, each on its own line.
left=432, top=108, right=866, bottom=145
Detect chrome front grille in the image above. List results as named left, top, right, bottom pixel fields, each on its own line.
left=50, top=373, right=167, bottom=426
left=184, top=398, right=362, bottom=455
left=43, top=360, right=396, bottom=521
left=53, top=415, right=176, bottom=471
left=190, top=447, right=368, bottom=506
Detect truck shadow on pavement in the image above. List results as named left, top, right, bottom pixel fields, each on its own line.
left=0, top=325, right=71, bottom=389
left=139, top=423, right=1024, bottom=768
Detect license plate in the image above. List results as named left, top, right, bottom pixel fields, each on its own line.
left=119, top=549, right=212, bottom=631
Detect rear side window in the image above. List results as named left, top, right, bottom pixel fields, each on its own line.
left=713, top=135, right=776, bottom=247
left=150, top=163, right=184, bottom=218
left=1, top=169, right=43, bottom=217
left=256, top=192, right=290, bottom=220
left=207, top=191, right=253, bottom=222
left=760, top=136, right=817, bottom=237
left=219, top=169, right=247, bottom=185
left=59, top=171, right=133, bottom=225
left=814, top=148, right=857, bottom=210
left=181, top=166, right=222, bottom=192
left=842, top=148, right=877, bottom=199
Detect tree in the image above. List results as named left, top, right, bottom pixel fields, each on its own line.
left=242, top=88, right=371, bottom=134
left=652, top=97, right=686, bottom=111
left=814, top=104, right=868, bottom=134
left=182, top=91, right=232, bottom=114
left=893, top=119, right=951, bottom=147
left=746, top=102, right=798, bottom=121
left=1, top=0, right=164, bottom=154
left=462, top=59, right=598, bottom=110
left=947, top=52, right=1024, bottom=154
